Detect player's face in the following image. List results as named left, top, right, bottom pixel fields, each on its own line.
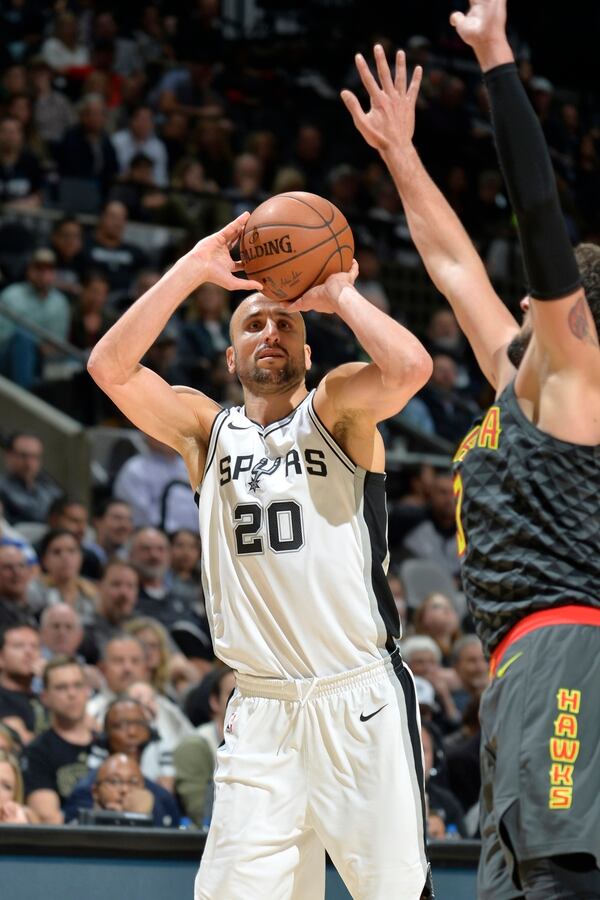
left=228, top=299, right=310, bottom=393
left=507, top=296, right=533, bottom=367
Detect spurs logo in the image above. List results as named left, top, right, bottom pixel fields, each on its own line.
left=248, top=457, right=281, bottom=493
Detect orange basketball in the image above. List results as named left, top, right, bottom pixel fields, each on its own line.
left=239, top=191, right=354, bottom=301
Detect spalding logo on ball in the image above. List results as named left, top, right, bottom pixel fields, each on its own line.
left=240, top=191, right=354, bottom=301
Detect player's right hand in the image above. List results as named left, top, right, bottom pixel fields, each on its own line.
left=341, top=45, right=422, bottom=157
left=187, top=212, right=264, bottom=293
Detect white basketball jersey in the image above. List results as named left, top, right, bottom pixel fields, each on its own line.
left=197, top=390, right=400, bottom=678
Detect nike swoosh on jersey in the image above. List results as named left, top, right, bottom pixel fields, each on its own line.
left=496, top=651, right=523, bottom=678
left=359, top=704, right=388, bottom=722
left=227, top=423, right=252, bottom=430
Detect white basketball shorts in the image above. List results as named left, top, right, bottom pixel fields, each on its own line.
left=194, top=651, right=431, bottom=900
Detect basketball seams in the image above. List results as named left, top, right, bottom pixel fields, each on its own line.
left=279, top=193, right=344, bottom=272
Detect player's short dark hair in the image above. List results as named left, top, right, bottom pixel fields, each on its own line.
left=575, top=243, right=600, bottom=333
left=42, top=655, right=84, bottom=690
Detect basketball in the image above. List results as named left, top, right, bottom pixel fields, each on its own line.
left=239, top=191, right=354, bottom=301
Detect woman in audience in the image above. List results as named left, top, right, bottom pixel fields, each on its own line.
left=0, top=750, right=38, bottom=824
left=28, top=529, right=97, bottom=626
left=414, top=592, right=462, bottom=668
left=123, top=617, right=172, bottom=696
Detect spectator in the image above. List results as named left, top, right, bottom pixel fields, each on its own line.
left=41, top=12, right=90, bottom=73
left=23, top=656, right=98, bottom=823
left=422, top=720, right=466, bottom=838
left=174, top=666, right=234, bottom=826
left=0, top=116, right=43, bottom=208
left=225, top=152, right=267, bottom=217
left=0, top=622, right=47, bottom=745
left=168, top=529, right=204, bottom=617
left=90, top=498, right=134, bottom=565
left=66, top=751, right=180, bottom=827
left=179, top=283, right=230, bottom=391
left=101, top=694, right=177, bottom=791
left=92, top=12, right=143, bottom=78
left=0, top=546, right=34, bottom=630
left=288, top=123, right=328, bottom=195
left=29, top=56, right=76, bottom=148
left=0, top=749, right=37, bottom=824
left=112, top=105, right=168, bottom=187
left=450, top=635, right=488, bottom=714
left=0, top=722, right=22, bottom=755
left=0, top=500, right=37, bottom=566
left=28, top=529, right=97, bottom=626
left=82, top=561, right=139, bottom=662
left=128, top=527, right=199, bottom=629
left=443, top=697, right=481, bottom=817
left=388, top=462, right=436, bottom=546
left=354, top=243, right=391, bottom=314
left=69, top=270, right=115, bottom=351
left=0, top=249, right=71, bottom=390
left=414, top=592, right=461, bottom=666
left=39, top=604, right=84, bottom=663
left=46, top=495, right=103, bottom=580
left=82, top=201, right=147, bottom=299
left=49, top=217, right=86, bottom=299
left=0, top=433, right=63, bottom=526
left=402, top=470, right=461, bottom=583
left=113, top=437, right=198, bottom=532
left=400, top=635, right=460, bottom=734
left=56, top=94, right=118, bottom=191
left=419, top=354, right=478, bottom=445
left=87, top=637, right=192, bottom=755
left=123, top=617, right=173, bottom=696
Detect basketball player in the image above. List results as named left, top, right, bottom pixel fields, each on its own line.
left=88, top=211, right=434, bottom=899
left=342, top=3, right=600, bottom=897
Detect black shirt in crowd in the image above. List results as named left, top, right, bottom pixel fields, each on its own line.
left=23, top=727, right=101, bottom=803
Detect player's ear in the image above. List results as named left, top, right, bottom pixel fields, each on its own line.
left=304, top=343, right=312, bottom=371
left=225, top=345, right=236, bottom=374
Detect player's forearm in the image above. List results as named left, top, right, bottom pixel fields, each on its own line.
left=334, top=284, right=430, bottom=384
left=88, top=254, right=204, bottom=385
left=483, top=63, right=580, bottom=300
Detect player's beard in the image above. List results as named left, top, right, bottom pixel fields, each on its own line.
left=506, top=324, right=533, bottom=367
left=238, top=351, right=305, bottom=393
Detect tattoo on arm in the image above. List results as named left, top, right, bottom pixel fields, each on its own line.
left=568, top=296, right=600, bottom=348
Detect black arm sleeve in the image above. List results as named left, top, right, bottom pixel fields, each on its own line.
left=483, top=62, right=581, bottom=300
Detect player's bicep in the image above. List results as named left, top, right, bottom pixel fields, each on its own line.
left=318, top=360, right=430, bottom=424
left=529, top=289, right=600, bottom=373
left=93, top=365, right=218, bottom=452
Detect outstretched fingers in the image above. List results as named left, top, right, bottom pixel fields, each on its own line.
left=394, top=49, right=407, bottom=96
left=354, top=52, right=384, bottom=104
left=373, top=44, right=395, bottom=95
left=407, top=65, right=423, bottom=107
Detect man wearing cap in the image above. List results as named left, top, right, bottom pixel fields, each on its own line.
left=0, top=248, right=70, bottom=389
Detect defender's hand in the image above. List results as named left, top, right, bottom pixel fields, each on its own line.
left=188, top=212, right=263, bottom=292
left=450, top=0, right=513, bottom=70
left=288, top=260, right=359, bottom=314
left=341, top=45, right=422, bottom=156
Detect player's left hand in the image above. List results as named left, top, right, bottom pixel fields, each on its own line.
left=288, top=260, right=359, bottom=314
left=341, top=45, right=422, bottom=157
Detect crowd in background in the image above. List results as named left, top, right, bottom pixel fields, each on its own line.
left=0, top=0, right=598, bottom=844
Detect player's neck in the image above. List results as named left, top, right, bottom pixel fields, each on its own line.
left=243, top=382, right=309, bottom=427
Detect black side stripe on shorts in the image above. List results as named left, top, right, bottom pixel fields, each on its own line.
left=392, top=653, right=434, bottom=899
